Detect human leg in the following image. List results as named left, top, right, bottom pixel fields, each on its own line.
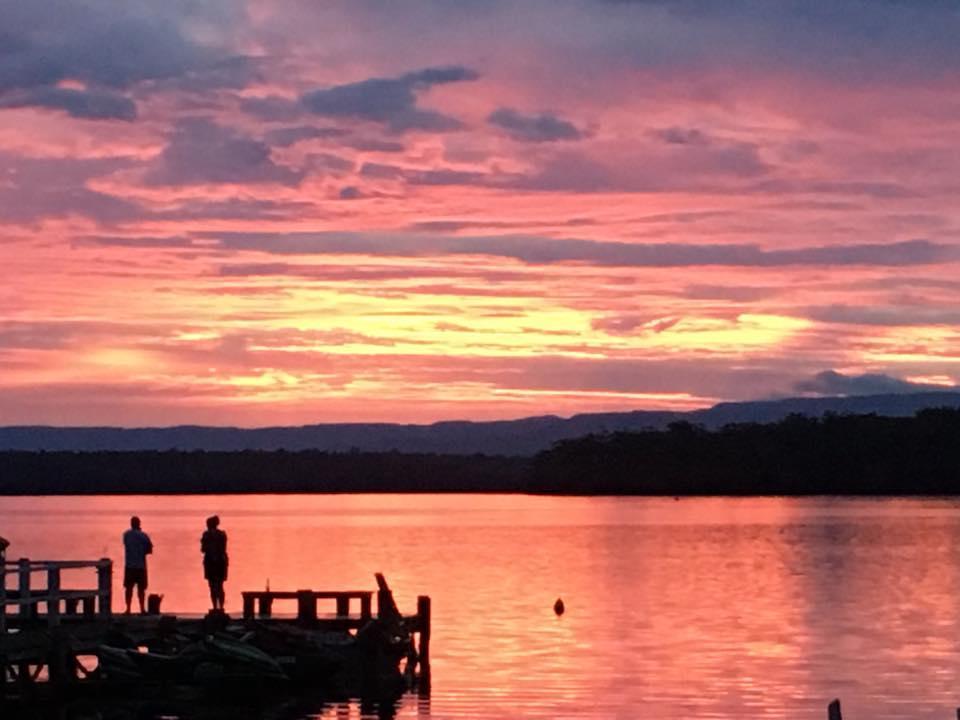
left=123, top=567, right=134, bottom=613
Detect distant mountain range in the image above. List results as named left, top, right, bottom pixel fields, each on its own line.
left=2, top=391, right=959, bottom=457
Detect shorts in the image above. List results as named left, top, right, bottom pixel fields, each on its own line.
left=124, top=566, right=148, bottom=591
left=204, top=559, right=228, bottom=584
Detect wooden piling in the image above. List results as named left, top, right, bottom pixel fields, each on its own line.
left=47, top=630, right=72, bottom=694
left=47, top=566, right=60, bottom=627
left=96, top=558, right=112, bottom=619
left=416, top=594, right=431, bottom=695
left=416, top=595, right=431, bottom=669
left=1, top=560, right=7, bottom=634
left=258, top=594, right=273, bottom=618
left=375, top=573, right=399, bottom=621
left=828, top=699, right=842, bottom=720
left=18, top=559, right=30, bottom=620
left=297, top=590, right=317, bottom=622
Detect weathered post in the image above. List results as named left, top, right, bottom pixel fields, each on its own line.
left=258, top=594, right=273, bottom=618
left=18, top=559, right=31, bottom=620
left=0, top=559, right=7, bottom=634
left=97, top=558, right=112, bottom=620
left=375, top=573, right=399, bottom=620
left=416, top=595, right=431, bottom=670
left=47, top=629, right=73, bottom=695
left=827, top=699, right=842, bottom=720
left=0, top=559, right=6, bottom=700
left=47, top=565, right=61, bottom=627
left=416, top=594, right=431, bottom=695
left=297, top=590, right=316, bottom=622
left=336, top=595, right=350, bottom=617
left=242, top=594, right=255, bottom=620
left=65, top=598, right=79, bottom=617
left=360, top=593, right=372, bottom=619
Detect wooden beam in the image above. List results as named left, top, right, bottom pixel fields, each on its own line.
left=258, top=594, right=273, bottom=618
left=97, top=559, right=112, bottom=620
left=17, top=560, right=30, bottom=620
left=417, top=595, right=432, bottom=697
left=417, top=595, right=431, bottom=669
left=375, top=573, right=399, bottom=621
left=47, top=566, right=60, bottom=627
left=296, top=590, right=316, bottom=622
left=0, top=561, right=6, bottom=635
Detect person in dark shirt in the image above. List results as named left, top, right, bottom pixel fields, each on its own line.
left=201, top=515, right=228, bottom=612
left=122, top=516, right=153, bottom=615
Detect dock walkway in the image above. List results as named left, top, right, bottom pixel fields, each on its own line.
left=1, top=559, right=430, bottom=703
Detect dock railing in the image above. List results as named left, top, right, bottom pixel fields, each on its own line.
left=241, top=574, right=430, bottom=689
left=241, top=589, right=375, bottom=622
left=1, top=558, right=112, bottom=631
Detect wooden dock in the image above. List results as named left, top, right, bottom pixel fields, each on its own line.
left=1, top=559, right=430, bottom=707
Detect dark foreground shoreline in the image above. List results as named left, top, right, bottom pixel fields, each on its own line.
left=1, top=409, right=959, bottom=496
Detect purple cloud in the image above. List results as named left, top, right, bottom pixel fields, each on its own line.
left=488, top=108, right=584, bottom=142
left=0, top=87, right=136, bottom=120
left=202, top=231, right=956, bottom=268
left=300, top=66, right=478, bottom=133
left=145, top=118, right=304, bottom=186
left=794, top=370, right=951, bottom=396
left=263, top=125, right=347, bottom=147
left=0, top=154, right=140, bottom=224
left=0, top=1, right=250, bottom=119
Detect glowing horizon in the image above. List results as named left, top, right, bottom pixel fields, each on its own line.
left=2, top=1, right=959, bottom=426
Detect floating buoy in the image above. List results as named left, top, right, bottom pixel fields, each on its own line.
left=553, top=598, right=565, bottom=616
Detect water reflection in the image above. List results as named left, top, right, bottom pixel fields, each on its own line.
left=4, top=495, right=960, bottom=718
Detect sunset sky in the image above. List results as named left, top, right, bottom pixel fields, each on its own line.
left=2, top=0, right=959, bottom=426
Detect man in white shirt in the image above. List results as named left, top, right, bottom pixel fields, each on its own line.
left=122, top=516, right=153, bottom=614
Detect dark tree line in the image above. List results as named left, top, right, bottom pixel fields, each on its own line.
left=1, top=408, right=959, bottom=495
left=530, top=408, right=960, bottom=495
left=0, top=450, right=529, bottom=495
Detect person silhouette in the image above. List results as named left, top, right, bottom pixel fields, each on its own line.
left=122, top=516, right=153, bottom=614
left=201, top=515, right=228, bottom=612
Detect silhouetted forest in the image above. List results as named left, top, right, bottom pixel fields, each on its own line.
left=531, top=408, right=960, bottom=494
left=0, top=450, right=528, bottom=495
left=1, top=409, right=959, bottom=495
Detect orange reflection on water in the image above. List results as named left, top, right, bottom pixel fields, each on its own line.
left=4, top=495, right=960, bottom=719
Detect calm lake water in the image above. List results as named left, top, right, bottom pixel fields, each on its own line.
left=3, top=494, right=960, bottom=719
